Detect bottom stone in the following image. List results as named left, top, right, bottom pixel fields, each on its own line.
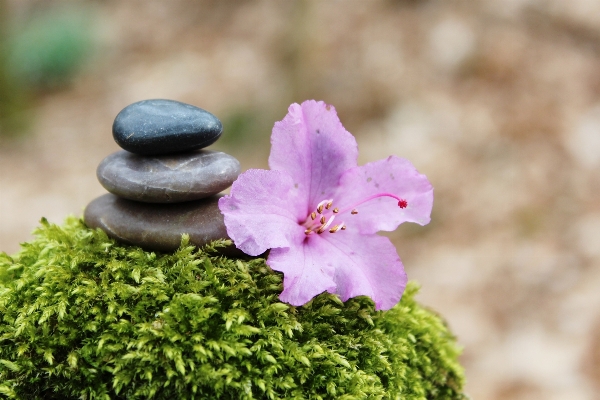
left=84, top=193, right=235, bottom=253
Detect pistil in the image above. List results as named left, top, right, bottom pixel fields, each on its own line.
left=337, top=192, right=408, bottom=215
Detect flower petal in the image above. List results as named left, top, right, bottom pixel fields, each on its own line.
left=335, top=156, right=433, bottom=234
left=267, top=238, right=337, bottom=307
left=218, top=169, right=304, bottom=256
left=268, top=100, right=358, bottom=213
left=268, top=232, right=406, bottom=311
left=324, top=232, right=407, bottom=310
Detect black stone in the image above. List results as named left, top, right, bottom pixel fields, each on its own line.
left=84, top=193, right=242, bottom=254
left=96, top=150, right=240, bottom=203
left=112, top=99, right=223, bottom=155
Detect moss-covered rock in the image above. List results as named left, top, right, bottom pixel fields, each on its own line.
left=0, top=217, right=465, bottom=399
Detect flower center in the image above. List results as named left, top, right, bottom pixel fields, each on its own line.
left=303, top=193, right=408, bottom=235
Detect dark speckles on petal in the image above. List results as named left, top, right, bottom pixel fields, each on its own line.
left=367, top=177, right=372, bottom=182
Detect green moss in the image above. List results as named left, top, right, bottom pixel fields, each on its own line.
left=0, top=217, right=465, bottom=399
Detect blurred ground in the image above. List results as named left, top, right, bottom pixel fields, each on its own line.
left=1, top=1, right=600, bottom=399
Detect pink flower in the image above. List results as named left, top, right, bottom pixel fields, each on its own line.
left=218, top=100, right=433, bottom=310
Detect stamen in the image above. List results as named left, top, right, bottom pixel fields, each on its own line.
left=306, top=195, right=405, bottom=236
left=316, top=215, right=336, bottom=234
left=329, top=221, right=346, bottom=233
left=316, top=199, right=332, bottom=214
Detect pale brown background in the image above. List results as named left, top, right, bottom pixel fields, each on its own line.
left=1, top=1, right=600, bottom=399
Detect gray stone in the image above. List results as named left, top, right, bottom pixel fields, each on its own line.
left=84, top=193, right=241, bottom=254
left=96, top=150, right=240, bottom=203
left=112, top=99, right=223, bottom=155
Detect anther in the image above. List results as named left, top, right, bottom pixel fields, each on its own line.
left=316, top=214, right=335, bottom=234
left=351, top=209, right=358, bottom=215
left=316, top=199, right=333, bottom=215
left=320, top=216, right=326, bottom=224
left=304, top=229, right=312, bottom=235
left=333, top=208, right=339, bottom=213
left=330, top=222, right=346, bottom=233
left=311, top=212, right=317, bottom=220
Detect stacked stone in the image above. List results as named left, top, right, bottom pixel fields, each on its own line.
left=84, top=99, right=240, bottom=252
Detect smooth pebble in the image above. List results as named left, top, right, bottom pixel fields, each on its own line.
left=96, top=150, right=240, bottom=203
left=112, top=99, right=222, bottom=155
left=84, top=193, right=240, bottom=254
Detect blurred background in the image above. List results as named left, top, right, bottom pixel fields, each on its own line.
left=1, top=0, right=599, bottom=398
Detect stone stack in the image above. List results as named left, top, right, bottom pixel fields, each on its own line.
left=84, top=99, right=240, bottom=252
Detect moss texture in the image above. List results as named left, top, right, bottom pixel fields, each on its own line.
left=0, top=218, right=465, bottom=399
